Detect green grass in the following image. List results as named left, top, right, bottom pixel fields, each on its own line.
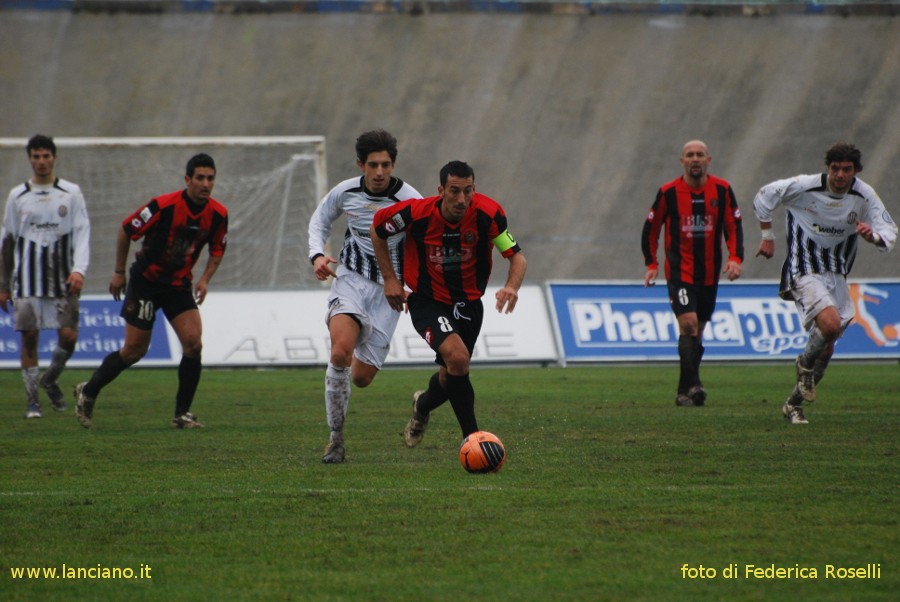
left=1, top=363, right=897, bottom=601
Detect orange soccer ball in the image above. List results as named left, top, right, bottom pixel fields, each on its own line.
left=459, top=431, right=507, bottom=474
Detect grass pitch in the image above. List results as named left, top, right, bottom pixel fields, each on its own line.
left=2, top=363, right=897, bottom=601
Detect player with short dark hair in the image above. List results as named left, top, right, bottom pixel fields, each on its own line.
left=641, top=140, right=744, bottom=407
left=74, top=153, right=228, bottom=429
left=1, top=134, right=91, bottom=419
left=371, top=160, right=526, bottom=447
left=754, top=142, right=896, bottom=424
left=308, top=129, right=421, bottom=463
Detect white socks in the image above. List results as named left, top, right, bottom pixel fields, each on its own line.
left=42, top=346, right=72, bottom=385
left=325, top=363, right=350, bottom=444
left=22, top=366, right=39, bottom=404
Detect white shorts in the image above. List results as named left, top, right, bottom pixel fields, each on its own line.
left=325, top=267, right=399, bottom=369
left=790, top=273, right=854, bottom=331
left=13, top=296, right=80, bottom=331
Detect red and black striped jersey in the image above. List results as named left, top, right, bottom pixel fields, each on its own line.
left=122, top=189, right=228, bottom=290
left=641, top=175, right=743, bottom=286
left=372, top=193, right=521, bottom=304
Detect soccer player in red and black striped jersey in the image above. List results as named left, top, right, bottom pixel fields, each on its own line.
left=371, top=160, right=526, bottom=448
left=74, top=153, right=228, bottom=429
left=641, top=140, right=743, bottom=407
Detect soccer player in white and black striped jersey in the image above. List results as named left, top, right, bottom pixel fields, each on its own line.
left=308, top=130, right=421, bottom=463
left=0, top=135, right=91, bottom=419
left=754, top=142, right=897, bottom=424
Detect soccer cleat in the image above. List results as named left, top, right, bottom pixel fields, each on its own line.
left=675, top=394, right=695, bottom=407
left=24, top=402, right=43, bottom=419
left=782, top=401, right=808, bottom=425
left=322, top=441, right=345, bottom=464
left=688, top=385, right=707, bottom=407
left=402, top=390, right=430, bottom=448
left=74, top=382, right=95, bottom=428
left=795, top=356, right=816, bottom=402
left=40, top=374, right=67, bottom=412
left=171, top=412, right=205, bottom=429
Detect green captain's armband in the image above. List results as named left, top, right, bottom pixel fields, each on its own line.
left=493, top=230, right=518, bottom=253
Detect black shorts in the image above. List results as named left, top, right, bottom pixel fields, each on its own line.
left=667, top=281, right=718, bottom=322
left=121, top=272, right=197, bottom=330
left=407, top=293, right=484, bottom=367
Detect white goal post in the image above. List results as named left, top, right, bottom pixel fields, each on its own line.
left=0, top=136, right=328, bottom=292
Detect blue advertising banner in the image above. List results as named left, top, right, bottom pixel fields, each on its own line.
left=0, top=295, right=174, bottom=368
left=547, top=280, right=900, bottom=363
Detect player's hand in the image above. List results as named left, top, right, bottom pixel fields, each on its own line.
left=66, top=272, right=84, bottom=296
left=383, top=277, right=406, bottom=312
left=756, top=240, right=774, bottom=259
left=312, top=255, right=339, bottom=281
left=109, top=273, right=127, bottom=301
left=0, top=291, right=10, bottom=313
left=643, top=268, right=658, bottom=287
left=194, top=281, right=209, bottom=305
left=722, top=260, right=742, bottom=281
left=856, top=221, right=881, bottom=245
left=495, top=286, right=519, bottom=314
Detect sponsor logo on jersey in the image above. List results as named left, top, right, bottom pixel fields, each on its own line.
left=352, top=226, right=372, bottom=239
left=680, top=215, right=713, bottom=236
left=813, top=223, right=846, bottom=235
left=32, top=222, right=59, bottom=231
left=391, top=214, right=406, bottom=231
left=426, top=245, right=473, bottom=270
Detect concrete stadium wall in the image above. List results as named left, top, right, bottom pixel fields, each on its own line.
left=1, top=8, right=898, bottom=285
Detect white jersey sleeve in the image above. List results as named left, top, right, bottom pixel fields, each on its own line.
left=307, top=176, right=422, bottom=284
left=1, top=178, right=91, bottom=297
left=753, top=173, right=896, bottom=294
left=65, top=179, right=91, bottom=276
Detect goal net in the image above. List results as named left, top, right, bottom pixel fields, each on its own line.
left=0, top=136, right=328, bottom=293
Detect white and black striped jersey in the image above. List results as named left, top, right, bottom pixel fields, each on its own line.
left=308, top=175, right=421, bottom=285
left=753, top=173, right=896, bottom=295
left=1, top=178, right=91, bottom=298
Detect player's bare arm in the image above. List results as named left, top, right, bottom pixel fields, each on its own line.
left=194, top=255, right=223, bottom=305
left=495, top=251, right=526, bottom=314
left=643, top=267, right=658, bottom=287
left=110, top=227, right=132, bottom=301
left=370, top=223, right=406, bottom=312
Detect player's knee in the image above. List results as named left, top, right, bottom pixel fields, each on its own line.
left=352, top=373, right=375, bottom=388
left=120, top=345, right=148, bottom=365
left=58, top=332, right=78, bottom=351
left=182, top=338, right=203, bottom=357
left=329, top=348, right=353, bottom=368
left=443, top=350, right=471, bottom=374
left=819, top=319, right=842, bottom=340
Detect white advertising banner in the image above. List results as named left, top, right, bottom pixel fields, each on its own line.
left=198, top=285, right=558, bottom=367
